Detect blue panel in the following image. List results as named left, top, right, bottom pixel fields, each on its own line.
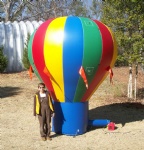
left=52, top=101, right=88, bottom=135
left=63, top=16, right=83, bottom=102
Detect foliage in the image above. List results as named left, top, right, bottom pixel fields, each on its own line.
left=100, top=0, right=144, bottom=66
left=22, top=34, right=30, bottom=69
left=0, top=46, right=8, bottom=73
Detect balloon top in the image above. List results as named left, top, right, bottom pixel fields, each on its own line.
left=28, top=16, right=117, bottom=103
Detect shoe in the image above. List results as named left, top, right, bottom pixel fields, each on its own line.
left=41, top=137, right=46, bottom=141
left=47, top=136, right=52, bottom=141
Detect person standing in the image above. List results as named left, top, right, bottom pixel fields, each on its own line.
left=34, top=83, right=55, bottom=141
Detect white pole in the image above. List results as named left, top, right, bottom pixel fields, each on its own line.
left=128, top=82, right=130, bottom=98
left=130, top=72, right=133, bottom=98
left=134, top=64, right=138, bottom=100
left=128, top=66, right=133, bottom=99
left=134, top=77, right=136, bottom=100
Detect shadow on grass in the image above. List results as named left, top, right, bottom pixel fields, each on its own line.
left=0, top=86, right=22, bottom=98
left=89, top=102, right=144, bottom=129
left=51, top=133, right=63, bottom=138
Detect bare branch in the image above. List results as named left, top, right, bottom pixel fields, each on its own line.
left=11, top=2, right=26, bottom=19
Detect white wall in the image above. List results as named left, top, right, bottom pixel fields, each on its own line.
left=0, top=21, right=43, bottom=72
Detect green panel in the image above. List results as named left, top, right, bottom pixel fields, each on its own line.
left=28, top=31, right=42, bottom=82
left=73, top=17, right=102, bottom=102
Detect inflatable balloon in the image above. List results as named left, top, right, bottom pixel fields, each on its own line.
left=28, top=16, right=117, bottom=135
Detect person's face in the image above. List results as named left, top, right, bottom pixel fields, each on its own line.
left=38, top=85, right=45, bottom=93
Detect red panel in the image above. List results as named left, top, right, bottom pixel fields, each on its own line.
left=32, top=19, right=57, bottom=101
left=81, top=20, right=114, bottom=102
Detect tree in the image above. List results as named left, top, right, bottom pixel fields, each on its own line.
left=0, top=0, right=68, bottom=22
left=100, top=0, right=144, bottom=99
left=0, top=0, right=27, bottom=22
left=100, top=0, right=144, bottom=67
left=22, top=33, right=30, bottom=69
left=23, top=0, right=68, bottom=21
left=68, top=0, right=89, bottom=17
left=90, top=0, right=103, bottom=19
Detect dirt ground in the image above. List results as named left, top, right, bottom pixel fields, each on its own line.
left=0, top=67, right=144, bottom=150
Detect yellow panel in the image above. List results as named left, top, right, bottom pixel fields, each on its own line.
left=44, top=17, right=67, bottom=102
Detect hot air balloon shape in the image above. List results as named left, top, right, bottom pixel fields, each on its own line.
left=28, top=16, right=117, bottom=135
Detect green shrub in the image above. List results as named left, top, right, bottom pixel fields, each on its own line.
left=22, top=34, right=30, bottom=69
left=0, top=46, right=8, bottom=73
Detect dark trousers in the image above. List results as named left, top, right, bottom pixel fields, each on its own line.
left=38, top=104, right=51, bottom=137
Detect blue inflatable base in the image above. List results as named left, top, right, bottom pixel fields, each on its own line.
left=52, top=102, right=88, bottom=136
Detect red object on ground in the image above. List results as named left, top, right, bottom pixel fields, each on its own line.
left=107, top=122, right=115, bottom=131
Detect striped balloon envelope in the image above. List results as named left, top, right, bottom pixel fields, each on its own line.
left=28, top=16, right=117, bottom=103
